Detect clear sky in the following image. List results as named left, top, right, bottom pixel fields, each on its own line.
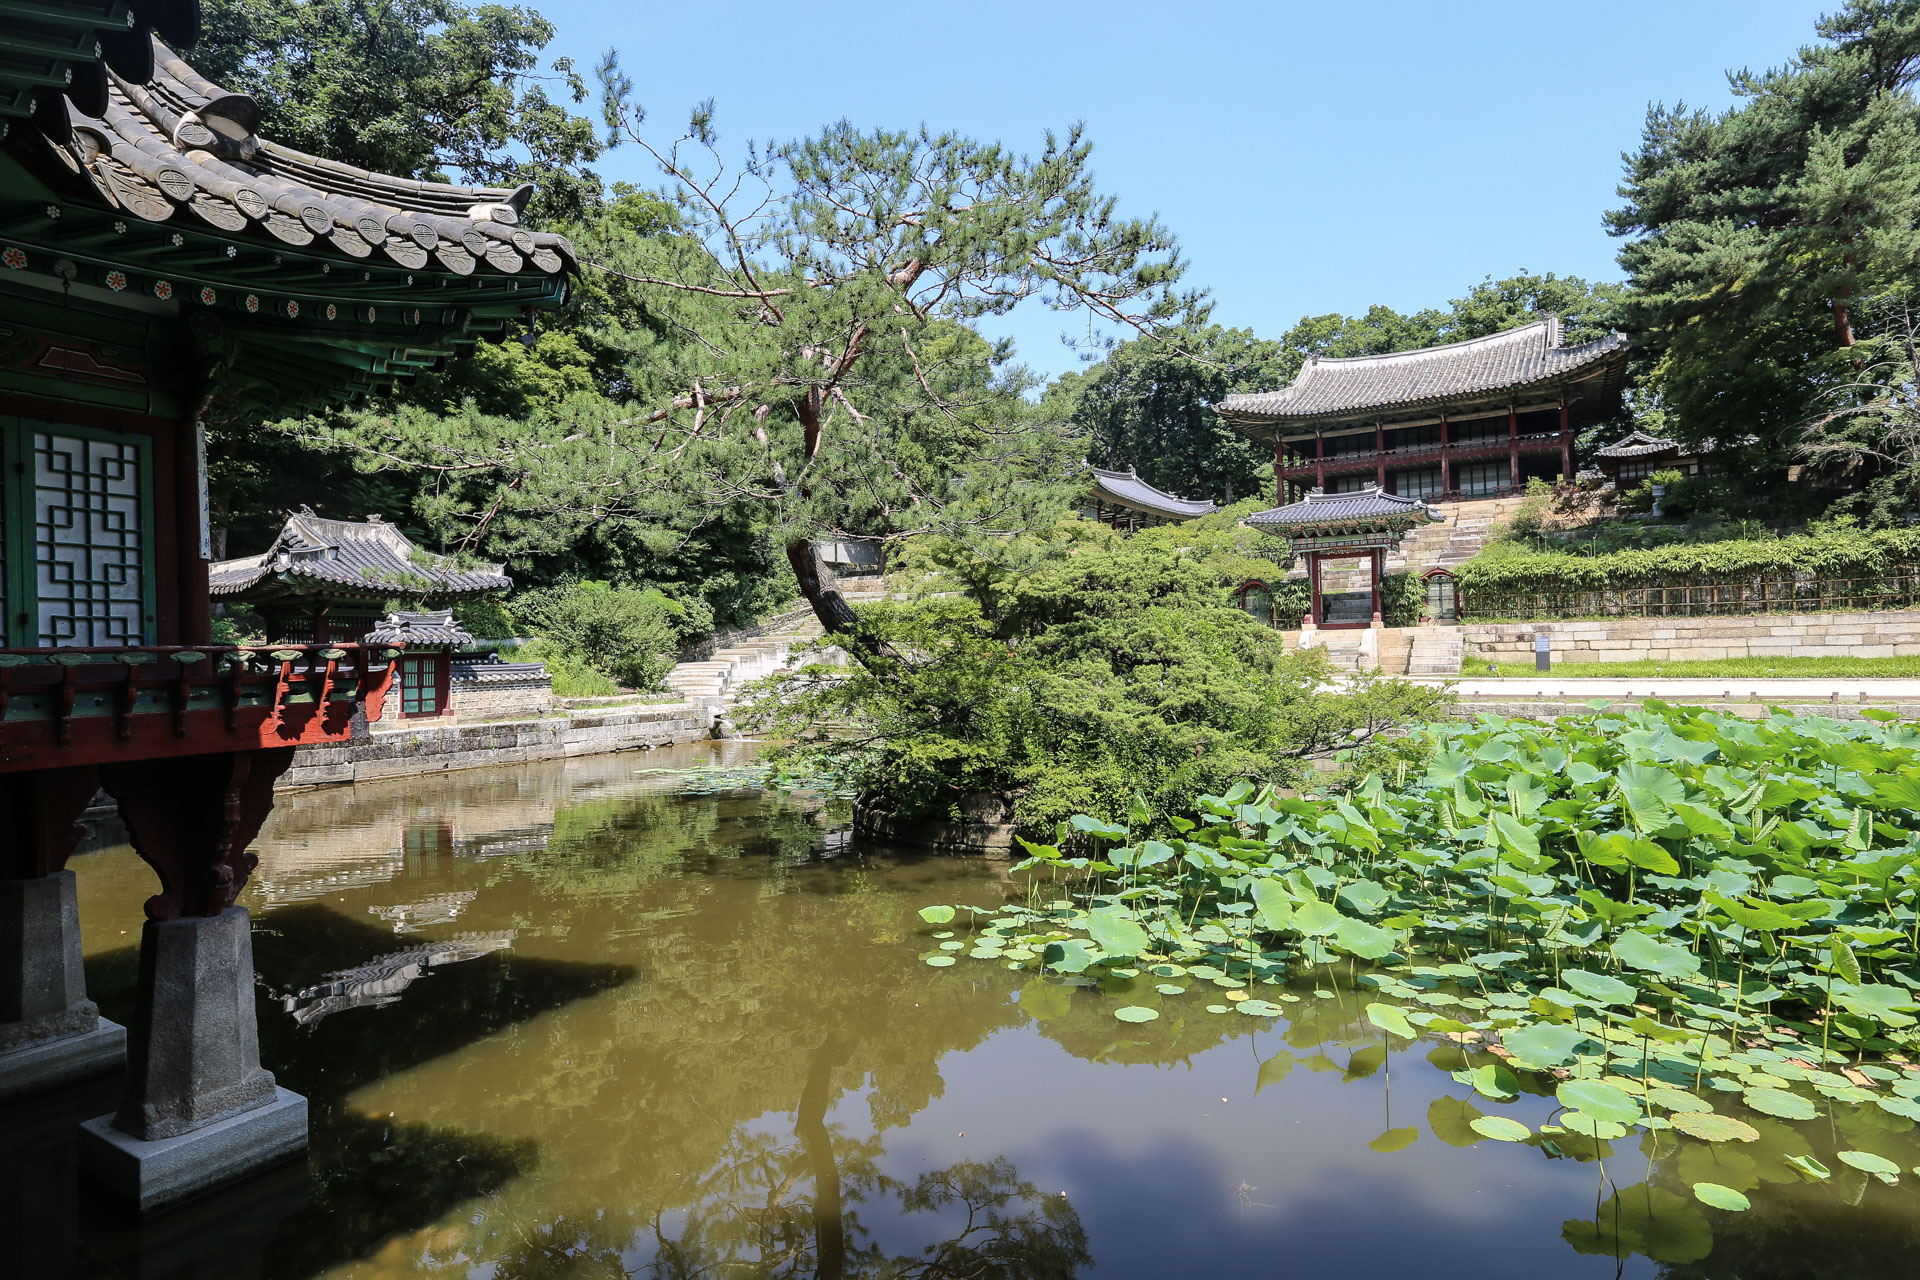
left=533, top=0, right=1830, bottom=379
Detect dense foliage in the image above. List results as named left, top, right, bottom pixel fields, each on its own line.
left=506, top=580, right=708, bottom=693
left=1457, top=522, right=1920, bottom=618
left=744, top=512, right=1447, bottom=832
left=1609, top=0, right=1920, bottom=490
left=923, top=704, right=1920, bottom=1205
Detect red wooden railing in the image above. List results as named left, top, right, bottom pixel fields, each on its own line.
left=0, top=643, right=403, bottom=773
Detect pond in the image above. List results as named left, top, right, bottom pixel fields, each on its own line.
left=25, top=743, right=1920, bottom=1277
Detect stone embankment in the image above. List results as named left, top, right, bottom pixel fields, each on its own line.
left=1461, top=610, right=1920, bottom=668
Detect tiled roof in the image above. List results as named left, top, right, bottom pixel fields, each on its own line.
left=28, top=37, right=573, bottom=276
left=0, top=0, right=200, bottom=133
left=1594, top=430, right=1679, bottom=459
left=1244, top=486, right=1442, bottom=532
left=1087, top=466, right=1217, bottom=519
left=364, top=610, right=474, bottom=647
left=209, top=509, right=510, bottom=601
left=1217, top=319, right=1628, bottom=426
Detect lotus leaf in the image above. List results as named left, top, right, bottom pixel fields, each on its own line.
left=918, top=906, right=956, bottom=924
left=1562, top=969, right=1636, bottom=1006
left=1611, top=929, right=1702, bottom=979
left=1691, top=1183, right=1750, bottom=1211
left=1668, top=1111, right=1759, bottom=1143
left=1112, top=1006, right=1159, bottom=1023
left=1469, top=1115, right=1531, bottom=1142
left=1365, top=1003, right=1416, bottom=1040
left=1557, top=1079, right=1642, bottom=1125
left=1368, top=1126, right=1420, bottom=1153
left=1086, top=909, right=1152, bottom=958
left=1783, top=1153, right=1832, bottom=1181
left=1743, top=1088, right=1817, bottom=1120
left=1503, top=1022, right=1597, bottom=1069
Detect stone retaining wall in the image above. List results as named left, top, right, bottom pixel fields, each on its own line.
left=1453, top=696, right=1920, bottom=723
left=280, top=702, right=710, bottom=790
left=1463, top=611, right=1920, bottom=666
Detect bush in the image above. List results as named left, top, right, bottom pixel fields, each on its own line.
left=745, top=515, right=1449, bottom=834
left=511, top=581, right=693, bottom=691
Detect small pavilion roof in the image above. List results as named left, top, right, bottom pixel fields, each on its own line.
left=1216, top=319, right=1629, bottom=437
left=364, top=610, right=474, bottom=648
left=1087, top=466, right=1217, bottom=520
left=209, top=509, right=510, bottom=603
left=1244, top=486, right=1442, bottom=537
left=1593, top=430, right=1680, bottom=459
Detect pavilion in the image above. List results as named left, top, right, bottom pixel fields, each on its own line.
left=1243, top=486, right=1443, bottom=629
left=0, top=7, right=570, bottom=1214
left=1216, top=318, right=1630, bottom=504
left=1081, top=465, right=1217, bottom=530
left=1591, top=430, right=1703, bottom=485
left=210, top=508, right=511, bottom=644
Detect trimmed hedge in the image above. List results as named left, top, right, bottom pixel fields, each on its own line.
left=1457, top=528, right=1920, bottom=620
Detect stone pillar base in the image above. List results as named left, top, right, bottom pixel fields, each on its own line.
left=0, top=1018, right=125, bottom=1101
left=79, top=1086, right=307, bottom=1214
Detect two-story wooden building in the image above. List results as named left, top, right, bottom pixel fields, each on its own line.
left=1216, top=318, right=1630, bottom=504
left=0, top=9, right=570, bottom=1212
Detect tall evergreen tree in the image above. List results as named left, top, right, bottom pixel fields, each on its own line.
left=1608, top=0, right=1920, bottom=467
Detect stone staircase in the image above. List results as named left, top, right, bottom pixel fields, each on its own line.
left=1406, top=627, right=1465, bottom=676
left=1388, top=494, right=1530, bottom=575
left=662, top=619, right=827, bottom=727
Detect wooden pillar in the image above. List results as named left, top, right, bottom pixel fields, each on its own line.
left=1375, top=423, right=1387, bottom=490
left=1508, top=404, right=1520, bottom=490
left=1315, top=434, right=1325, bottom=491
left=1560, top=399, right=1573, bottom=481
left=1308, top=552, right=1323, bottom=625
left=1274, top=441, right=1285, bottom=505
left=1439, top=415, right=1451, bottom=494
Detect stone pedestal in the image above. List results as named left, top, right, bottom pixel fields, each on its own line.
left=79, top=907, right=307, bottom=1212
left=0, top=870, right=126, bottom=1099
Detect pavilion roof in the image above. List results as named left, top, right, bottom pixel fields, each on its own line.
left=1593, top=430, right=1680, bottom=459
left=209, top=509, right=510, bottom=604
left=1, top=14, right=573, bottom=412
left=1087, top=465, right=1217, bottom=520
left=1216, top=319, right=1629, bottom=436
left=364, top=610, right=475, bottom=648
left=1243, top=486, right=1442, bottom=537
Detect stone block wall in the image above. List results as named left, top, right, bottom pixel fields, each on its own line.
left=281, top=702, right=710, bottom=790
left=1462, top=610, right=1920, bottom=666
left=448, top=676, right=553, bottom=720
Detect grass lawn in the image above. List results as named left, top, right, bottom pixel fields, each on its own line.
left=1480, top=653, right=1920, bottom=679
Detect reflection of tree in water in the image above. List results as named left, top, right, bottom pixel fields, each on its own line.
left=477, top=1039, right=1089, bottom=1280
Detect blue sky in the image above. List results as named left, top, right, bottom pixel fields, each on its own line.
left=534, top=0, right=1828, bottom=379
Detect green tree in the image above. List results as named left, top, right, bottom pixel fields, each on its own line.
left=1608, top=0, right=1920, bottom=467
left=195, top=0, right=603, bottom=217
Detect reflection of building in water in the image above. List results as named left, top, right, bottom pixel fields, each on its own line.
left=368, top=891, right=479, bottom=934
left=280, top=931, right=518, bottom=1027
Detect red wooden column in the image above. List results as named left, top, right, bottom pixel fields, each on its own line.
left=1315, top=434, right=1325, bottom=491
left=1375, top=423, right=1387, bottom=490
left=1274, top=441, right=1285, bottom=505
left=1508, top=404, right=1520, bottom=490
left=1308, top=552, right=1323, bottom=625
left=1439, top=415, right=1452, bottom=494
left=1560, top=399, right=1573, bottom=480
left=1370, top=549, right=1383, bottom=624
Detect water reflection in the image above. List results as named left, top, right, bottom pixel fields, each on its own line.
left=33, top=745, right=1919, bottom=1277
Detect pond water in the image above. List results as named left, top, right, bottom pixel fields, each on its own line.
left=25, top=744, right=1920, bottom=1277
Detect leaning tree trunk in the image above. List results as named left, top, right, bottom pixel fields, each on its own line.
left=785, top=535, right=903, bottom=677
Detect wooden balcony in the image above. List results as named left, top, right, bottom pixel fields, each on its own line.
left=1278, top=432, right=1569, bottom=480
left=0, top=644, right=401, bottom=774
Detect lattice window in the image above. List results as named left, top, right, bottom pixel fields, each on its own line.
left=1456, top=461, right=1508, bottom=497
left=400, top=656, right=442, bottom=715
left=1395, top=468, right=1443, bottom=499
left=33, top=430, right=149, bottom=646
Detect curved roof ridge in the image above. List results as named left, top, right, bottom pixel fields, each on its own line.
left=1298, top=319, right=1551, bottom=371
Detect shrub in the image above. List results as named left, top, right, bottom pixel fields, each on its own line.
left=745, top=516, right=1448, bottom=834
left=511, top=580, right=690, bottom=691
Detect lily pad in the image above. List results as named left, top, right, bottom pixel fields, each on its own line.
left=1113, top=1006, right=1159, bottom=1023
left=1743, top=1088, right=1817, bottom=1121
left=1365, top=1003, right=1416, bottom=1040
left=1368, top=1126, right=1420, bottom=1153
left=1236, top=999, right=1284, bottom=1017
left=1668, top=1111, right=1760, bottom=1143
left=923, top=955, right=956, bottom=967
left=1691, top=1182, right=1751, bottom=1211
left=1557, top=1079, right=1642, bottom=1125
left=1836, top=1150, right=1902, bottom=1183
left=1469, top=1115, right=1531, bottom=1142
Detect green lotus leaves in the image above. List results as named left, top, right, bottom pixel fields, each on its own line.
left=1365, top=1003, right=1416, bottom=1040
left=1557, top=1079, right=1642, bottom=1126
left=1235, top=999, right=1285, bottom=1017
left=1503, top=1022, right=1599, bottom=1069
left=1562, top=969, right=1636, bottom=1006
left=1469, top=1115, right=1532, bottom=1142
left=1743, top=1088, right=1818, bottom=1121
left=1836, top=1150, right=1902, bottom=1183
left=1086, top=908, right=1152, bottom=958
left=1611, top=929, right=1702, bottom=979
left=1368, top=1126, right=1420, bottom=1153
left=1691, top=1182, right=1751, bottom=1211
left=923, top=955, right=956, bottom=967
left=1668, top=1111, right=1759, bottom=1143
left=1428, top=1096, right=1486, bottom=1146
left=1112, top=1006, right=1159, bottom=1023
left=1250, top=878, right=1294, bottom=931
left=918, top=906, right=956, bottom=924
left=1782, top=1153, right=1832, bottom=1182
left=1291, top=899, right=1345, bottom=937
